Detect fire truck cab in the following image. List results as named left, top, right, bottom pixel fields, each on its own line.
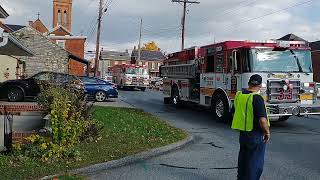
left=161, top=40, right=320, bottom=122
left=110, top=64, right=150, bottom=91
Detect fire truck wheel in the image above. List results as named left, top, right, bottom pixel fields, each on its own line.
left=212, top=94, right=231, bottom=123
left=119, top=80, right=125, bottom=89
left=171, top=86, right=181, bottom=106
left=95, top=91, right=107, bottom=102
left=139, top=87, right=146, bottom=91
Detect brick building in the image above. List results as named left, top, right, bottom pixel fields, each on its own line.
left=47, top=25, right=87, bottom=76
left=29, top=18, right=49, bottom=34
left=49, top=0, right=87, bottom=75
left=131, top=49, right=165, bottom=77
left=53, top=0, right=72, bottom=31
left=310, top=41, right=320, bottom=82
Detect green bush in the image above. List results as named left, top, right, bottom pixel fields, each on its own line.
left=13, top=85, right=102, bottom=162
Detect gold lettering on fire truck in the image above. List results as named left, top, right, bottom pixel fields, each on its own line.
left=272, top=74, right=294, bottom=79
left=231, top=76, right=237, bottom=93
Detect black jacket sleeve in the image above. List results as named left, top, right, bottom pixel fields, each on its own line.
left=253, top=95, right=267, bottom=119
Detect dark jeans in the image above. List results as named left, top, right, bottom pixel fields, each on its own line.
left=237, top=131, right=266, bottom=180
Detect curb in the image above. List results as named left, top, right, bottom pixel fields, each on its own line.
left=308, top=115, right=320, bottom=120
left=41, top=134, right=194, bottom=179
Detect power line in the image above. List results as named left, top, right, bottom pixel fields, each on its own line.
left=142, top=27, right=181, bottom=38
left=193, top=0, right=261, bottom=25
left=172, top=0, right=200, bottom=50
left=222, top=0, right=313, bottom=33
left=85, top=0, right=117, bottom=48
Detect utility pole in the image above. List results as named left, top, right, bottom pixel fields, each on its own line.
left=94, top=0, right=104, bottom=77
left=172, top=0, right=200, bottom=50
left=138, top=18, right=143, bottom=63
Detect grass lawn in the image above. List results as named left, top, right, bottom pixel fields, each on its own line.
left=0, top=106, right=187, bottom=180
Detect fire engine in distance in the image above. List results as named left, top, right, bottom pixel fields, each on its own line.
left=109, top=64, right=150, bottom=91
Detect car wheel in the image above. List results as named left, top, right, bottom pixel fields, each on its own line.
left=212, top=93, right=231, bottom=123
left=7, top=88, right=24, bottom=102
left=95, top=91, right=107, bottom=102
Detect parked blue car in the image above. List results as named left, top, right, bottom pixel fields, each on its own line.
left=79, top=76, right=118, bottom=102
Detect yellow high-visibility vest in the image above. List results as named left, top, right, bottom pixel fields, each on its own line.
left=232, top=91, right=270, bottom=131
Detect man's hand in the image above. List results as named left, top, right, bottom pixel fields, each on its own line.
left=259, top=117, right=270, bottom=143
left=263, top=133, right=270, bottom=143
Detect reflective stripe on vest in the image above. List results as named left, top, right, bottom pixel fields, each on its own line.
left=232, top=91, right=270, bottom=132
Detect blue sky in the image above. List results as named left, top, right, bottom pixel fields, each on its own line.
left=1, top=0, right=320, bottom=54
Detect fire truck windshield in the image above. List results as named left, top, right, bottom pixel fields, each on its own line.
left=138, top=68, right=149, bottom=75
left=125, top=67, right=148, bottom=75
left=249, top=48, right=312, bottom=73
left=125, top=67, right=137, bottom=74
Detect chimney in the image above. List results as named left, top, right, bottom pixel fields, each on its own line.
left=28, top=21, right=33, bottom=26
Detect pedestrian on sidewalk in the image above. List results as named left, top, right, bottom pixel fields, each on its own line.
left=232, top=74, right=270, bottom=180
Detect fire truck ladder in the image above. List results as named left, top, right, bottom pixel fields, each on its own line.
left=161, top=64, right=197, bottom=78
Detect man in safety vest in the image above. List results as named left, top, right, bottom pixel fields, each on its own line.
left=232, top=74, right=270, bottom=180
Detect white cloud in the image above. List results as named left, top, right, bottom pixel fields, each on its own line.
left=1, top=0, right=319, bottom=53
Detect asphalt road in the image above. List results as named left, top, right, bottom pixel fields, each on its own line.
left=87, top=89, right=320, bottom=180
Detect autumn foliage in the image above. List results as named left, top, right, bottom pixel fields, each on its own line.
left=142, top=41, right=161, bottom=51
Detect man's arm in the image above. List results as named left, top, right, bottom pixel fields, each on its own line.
left=259, top=117, right=270, bottom=143
left=254, top=95, right=270, bottom=143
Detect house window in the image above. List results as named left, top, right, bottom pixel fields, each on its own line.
left=56, top=40, right=65, bottom=48
left=139, top=61, right=143, bottom=66
left=58, top=10, right=62, bottom=25
left=114, top=61, right=119, bottom=65
left=152, top=62, right=155, bottom=69
left=64, top=10, right=67, bottom=27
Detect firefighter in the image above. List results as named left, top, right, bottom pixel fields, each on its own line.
left=232, top=74, right=270, bottom=180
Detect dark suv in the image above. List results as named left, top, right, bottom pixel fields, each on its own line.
left=0, top=71, right=84, bottom=102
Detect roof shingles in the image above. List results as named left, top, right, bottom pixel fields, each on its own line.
left=131, top=50, right=165, bottom=61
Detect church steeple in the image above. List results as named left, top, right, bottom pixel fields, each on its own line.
left=53, top=0, right=72, bottom=31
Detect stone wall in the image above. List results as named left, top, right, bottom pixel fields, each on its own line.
left=11, top=27, right=69, bottom=77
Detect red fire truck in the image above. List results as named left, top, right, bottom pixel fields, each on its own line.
left=161, top=40, right=320, bottom=122
left=109, top=64, right=150, bottom=91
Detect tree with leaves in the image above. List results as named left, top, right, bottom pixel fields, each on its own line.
left=142, top=41, right=161, bottom=51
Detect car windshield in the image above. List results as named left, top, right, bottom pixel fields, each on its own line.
left=249, top=49, right=312, bottom=73
left=81, top=77, right=106, bottom=84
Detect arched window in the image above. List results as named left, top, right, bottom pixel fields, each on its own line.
left=64, top=10, right=67, bottom=27
left=58, top=10, right=62, bottom=25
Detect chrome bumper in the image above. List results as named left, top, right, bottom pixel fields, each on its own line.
left=267, top=103, right=320, bottom=117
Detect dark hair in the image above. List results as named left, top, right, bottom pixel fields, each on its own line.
left=248, top=74, right=262, bottom=86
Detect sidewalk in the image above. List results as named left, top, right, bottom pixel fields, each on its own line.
left=93, top=98, right=135, bottom=108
